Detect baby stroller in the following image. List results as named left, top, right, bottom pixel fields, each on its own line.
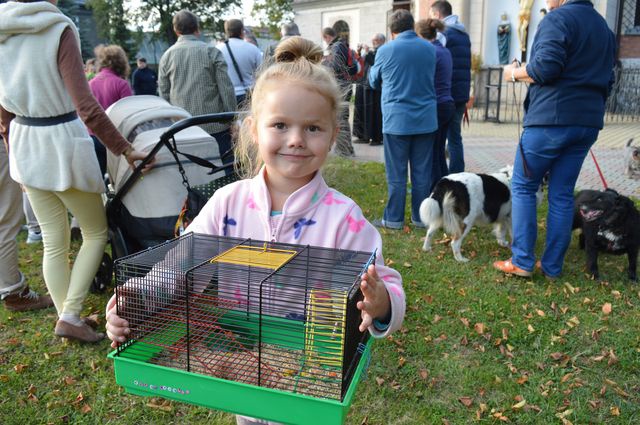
left=92, top=96, right=238, bottom=292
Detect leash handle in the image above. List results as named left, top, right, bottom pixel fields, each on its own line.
left=589, top=149, right=608, bottom=189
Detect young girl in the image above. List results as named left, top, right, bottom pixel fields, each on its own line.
left=106, top=36, right=405, bottom=423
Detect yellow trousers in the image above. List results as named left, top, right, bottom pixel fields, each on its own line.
left=24, top=186, right=107, bottom=316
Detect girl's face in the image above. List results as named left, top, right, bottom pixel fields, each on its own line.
left=251, top=83, right=338, bottom=191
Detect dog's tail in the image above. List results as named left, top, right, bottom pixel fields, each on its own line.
left=627, top=138, right=634, bottom=148
left=419, top=196, right=441, bottom=227
left=441, top=192, right=463, bottom=238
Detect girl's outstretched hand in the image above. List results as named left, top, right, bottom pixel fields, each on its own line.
left=105, top=292, right=131, bottom=349
left=357, top=264, right=391, bottom=332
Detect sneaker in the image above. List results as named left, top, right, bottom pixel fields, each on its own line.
left=54, top=319, right=105, bottom=343
left=26, top=230, right=42, bottom=244
left=493, top=258, right=532, bottom=277
left=372, top=218, right=403, bottom=230
left=3, top=287, right=54, bottom=312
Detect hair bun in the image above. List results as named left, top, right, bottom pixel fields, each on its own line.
left=274, top=36, right=324, bottom=65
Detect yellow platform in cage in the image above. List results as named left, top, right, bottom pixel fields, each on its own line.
left=210, top=244, right=297, bottom=270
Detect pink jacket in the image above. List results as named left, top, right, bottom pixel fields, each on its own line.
left=187, top=168, right=405, bottom=338
left=88, top=68, right=132, bottom=111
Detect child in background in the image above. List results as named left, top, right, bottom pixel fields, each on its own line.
left=105, top=36, right=405, bottom=423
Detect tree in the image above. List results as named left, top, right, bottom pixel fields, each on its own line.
left=133, top=0, right=243, bottom=44
left=86, top=0, right=138, bottom=59
left=251, top=0, right=294, bottom=39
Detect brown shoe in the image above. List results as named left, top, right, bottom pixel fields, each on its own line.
left=4, top=287, right=54, bottom=312
left=493, top=258, right=533, bottom=277
left=55, top=319, right=105, bottom=343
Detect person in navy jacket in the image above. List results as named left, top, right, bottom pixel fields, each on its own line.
left=369, top=10, right=438, bottom=230
left=494, top=0, right=616, bottom=279
left=430, top=1, right=471, bottom=173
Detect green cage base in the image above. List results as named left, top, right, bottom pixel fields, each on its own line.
left=108, top=329, right=371, bottom=425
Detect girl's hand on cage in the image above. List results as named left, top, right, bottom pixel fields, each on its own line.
left=357, top=264, right=391, bottom=332
left=105, top=292, right=130, bottom=349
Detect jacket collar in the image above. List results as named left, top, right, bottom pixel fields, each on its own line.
left=177, top=34, right=200, bottom=43
left=395, top=30, right=418, bottom=40
left=251, top=167, right=330, bottom=217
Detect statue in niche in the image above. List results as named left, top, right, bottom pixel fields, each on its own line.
left=497, top=12, right=511, bottom=65
left=517, top=0, right=535, bottom=62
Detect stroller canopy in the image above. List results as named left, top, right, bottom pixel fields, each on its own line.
left=106, top=95, right=222, bottom=219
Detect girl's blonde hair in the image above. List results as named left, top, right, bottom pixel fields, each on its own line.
left=236, top=36, right=345, bottom=178
left=95, top=44, right=131, bottom=79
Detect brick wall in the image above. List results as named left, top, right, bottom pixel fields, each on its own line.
left=619, top=35, right=640, bottom=59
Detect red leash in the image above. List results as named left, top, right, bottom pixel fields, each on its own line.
left=589, top=149, right=608, bottom=189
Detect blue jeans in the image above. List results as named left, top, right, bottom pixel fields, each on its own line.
left=382, top=132, right=436, bottom=227
left=432, top=101, right=455, bottom=192
left=511, top=126, right=599, bottom=277
left=446, top=101, right=466, bottom=173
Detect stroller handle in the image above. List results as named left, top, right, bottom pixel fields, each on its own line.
left=108, top=112, right=239, bottom=216
left=159, top=112, right=238, bottom=143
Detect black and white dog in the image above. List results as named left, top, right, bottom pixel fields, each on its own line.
left=419, top=166, right=514, bottom=262
left=625, top=138, right=640, bottom=179
left=572, top=188, right=639, bottom=282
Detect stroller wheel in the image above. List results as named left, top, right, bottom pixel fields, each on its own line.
left=91, top=252, right=113, bottom=294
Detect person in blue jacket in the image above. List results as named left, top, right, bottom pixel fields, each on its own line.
left=494, top=0, right=616, bottom=279
left=430, top=1, right=471, bottom=173
left=369, top=9, right=437, bottom=230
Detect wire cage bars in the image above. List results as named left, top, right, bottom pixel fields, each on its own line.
left=113, top=233, right=375, bottom=402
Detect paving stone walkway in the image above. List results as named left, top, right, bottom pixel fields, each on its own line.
left=350, top=120, right=640, bottom=197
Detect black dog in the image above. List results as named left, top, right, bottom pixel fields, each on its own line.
left=572, top=189, right=639, bottom=282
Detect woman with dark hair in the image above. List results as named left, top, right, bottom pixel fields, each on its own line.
left=89, top=44, right=133, bottom=174
left=416, top=18, right=454, bottom=190
left=0, top=0, right=149, bottom=342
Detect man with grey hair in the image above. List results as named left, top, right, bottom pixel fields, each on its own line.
left=369, top=9, right=438, bottom=229
left=263, top=22, right=301, bottom=59
left=158, top=10, right=236, bottom=162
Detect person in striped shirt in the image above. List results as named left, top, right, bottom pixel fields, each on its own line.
left=158, top=10, right=237, bottom=163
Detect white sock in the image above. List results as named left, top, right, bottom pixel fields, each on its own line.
left=59, top=313, right=83, bottom=326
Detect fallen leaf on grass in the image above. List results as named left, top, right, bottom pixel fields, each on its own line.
left=146, top=400, right=172, bottom=412
left=403, top=262, right=412, bottom=268
left=398, top=357, right=406, bottom=367
left=516, top=375, right=529, bottom=385
left=460, top=317, right=470, bottom=327
left=0, top=375, right=9, bottom=382
left=556, top=409, right=573, bottom=419
left=458, top=397, right=473, bottom=407
left=610, top=406, right=620, bottom=416
left=420, top=369, right=429, bottom=380
left=527, top=324, right=535, bottom=333
left=73, top=393, right=84, bottom=405
left=14, top=364, right=27, bottom=373
left=512, top=399, right=526, bottom=410
left=602, top=303, right=612, bottom=315
left=80, top=404, right=92, bottom=414
left=535, top=309, right=546, bottom=317
left=63, top=376, right=77, bottom=386
left=474, top=323, right=485, bottom=334
left=375, top=377, right=385, bottom=386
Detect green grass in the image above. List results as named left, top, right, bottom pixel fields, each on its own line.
left=1, top=158, right=639, bottom=424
